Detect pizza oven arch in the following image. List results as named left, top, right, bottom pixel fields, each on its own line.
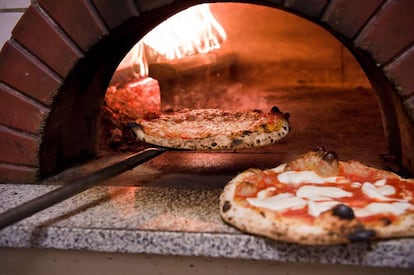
left=0, top=0, right=413, bottom=183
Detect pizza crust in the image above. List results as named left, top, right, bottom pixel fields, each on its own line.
left=132, top=126, right=290, bottom=150
left=129, top=108, right=290, bottom=150
left=219, top=170, right=362, bottom=245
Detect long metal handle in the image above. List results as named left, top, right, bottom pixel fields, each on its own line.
left=0, top=147, right=168, bottom=230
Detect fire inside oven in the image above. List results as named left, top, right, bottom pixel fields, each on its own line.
left=99, top=3, right=391, bottom=177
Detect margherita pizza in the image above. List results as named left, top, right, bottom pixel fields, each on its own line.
left=219, top=147, right=414, bottom=245
left=129, top=107, right=290, bottom=150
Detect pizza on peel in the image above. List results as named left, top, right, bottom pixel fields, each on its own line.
left=129, top=106, right=290, bottom=150
left=219, top=147, right=414, bottom=245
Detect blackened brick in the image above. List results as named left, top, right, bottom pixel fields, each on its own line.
left=384, top=45, right=414, bottom=97
left=355, top=0, right=414, bottom=65
left=92, top=0, right=139, bottom=30
left=322, top=0, right=384, bottom=39
left=284, top=0, right=328, bottom=18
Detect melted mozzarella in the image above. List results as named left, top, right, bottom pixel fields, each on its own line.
left=270, top=163, right=287, bottom=173
left=256, top=187, right=277, bottom=199
left=378, top=185, right=396, bottom=196
left=277, top=171, right=340, bottom=185
left=351, top=182, right=362, bottom=188
left=247, top=193, right=307, bottom=211
left=245, top=169, right=413, bottom=218
left=361, top=182, right=394, bottom=201
left=296, top=185, right=353, bottom=200
left=355, top=202, right=414, bottom=217
left=374, top=179, right=387, bottom=186
left=308, top=201, right=340, bottom=217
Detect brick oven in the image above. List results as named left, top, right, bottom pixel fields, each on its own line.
left=1, top=1, right=414, bottom=271
left=0, top=0, right=413, bottom=184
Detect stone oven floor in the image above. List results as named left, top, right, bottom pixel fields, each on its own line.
left=0, top=179, right=414, bottom=270
left=1, top=87, right=413, bottom=271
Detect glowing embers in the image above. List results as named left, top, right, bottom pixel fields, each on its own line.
left=100, top=78, right=160, bottom=151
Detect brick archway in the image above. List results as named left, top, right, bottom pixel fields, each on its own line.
left=0, top=0, right=413, bottom=183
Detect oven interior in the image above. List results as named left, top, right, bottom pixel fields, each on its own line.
left=93, top=3, right=400, bottom=189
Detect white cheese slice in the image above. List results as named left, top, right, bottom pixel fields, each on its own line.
left=374, top=179, right=387, bottom=186
left=256, top=187, right=277, bottom=199
left=308, top=201, right=340, bottom=217
left=351, top=182, right=362, bottom=188
left=247, top=193, right=307, bottom=212
left=354, top=202, right=414, bottom=217
left=296, top=185, right=353, bottom=200
left=277, top=171, right=340, bottom=185
left=271, top=163, right=287, bottom=173
left=361, top=182, right=393, bottom=201
left=378, top=185, right=396, bottom=196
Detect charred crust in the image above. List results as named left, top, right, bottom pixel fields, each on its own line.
left=211, top=142, right=217, bottom=147
left=127, top=122, right=143, bottom=137
left=379, top=217, right=392, bottom=226
left=323, top=151, right=338, bottom=163
left=127, top=122, right=142, bottom=130
left=242, top=130, right=253, bottom=135
left=259, top=211, right=266, bottom=218
left=222, top=201, right=232, bottom=213
left=144, top=112, right=160, bottom=120
left=253, top=109, right=263, bottom=113
left=231, top=139, right=242, bottom=147
left=332, top=204, right=355, bottom=220
left=270, top=106, right=281, bottom=114
left=347, top=226, right=376, bottom=242
left=283, top=112, right=290, bottom=120
left=314, top=146, right=326, bottom=153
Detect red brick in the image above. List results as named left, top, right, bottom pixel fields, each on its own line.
left=384, top=45, right=414, bottom=97
left=283, top=0, right=328, bottom=18
left=92, top=0, right=139, bottom=30
left=39, top=0, right=107, bottom=51
left=405, top=93, right=414, bottom=113
left=0, top=84, right=49, bottom=134
left=355, top=0, right=414, bottom=65
left=0, top=127, right=39, bottom=166
left=384, top=46, right=414, bottom=96
left=12, top=6, right=83, bottom=77
left=0, top=164, right=38, bottom=183
left=0, top=41, right=61, bottom=106
left=134, top=0, right=183, bottom=12
left=322, top=0, right=384, bottom=39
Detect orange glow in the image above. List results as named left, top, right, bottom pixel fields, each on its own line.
left=117, top=4, right=227, bottom=78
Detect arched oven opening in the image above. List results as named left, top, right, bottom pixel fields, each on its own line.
left=0, top=0, right=413, bottom=184
left=98, top=4, right=395, bottom=178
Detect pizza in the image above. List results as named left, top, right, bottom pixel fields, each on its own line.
left=219, top=147, right=414, bottom=245
left=129, top=107, right=290, bottom=150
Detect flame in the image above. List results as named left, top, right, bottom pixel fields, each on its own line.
left=117, top=4, right=227, bottom=78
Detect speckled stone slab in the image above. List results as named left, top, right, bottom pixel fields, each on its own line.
left=0, top=182, right=413, bottom=269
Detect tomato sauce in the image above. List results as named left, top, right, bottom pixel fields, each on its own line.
left=235, top=166, right=414, bottom=222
